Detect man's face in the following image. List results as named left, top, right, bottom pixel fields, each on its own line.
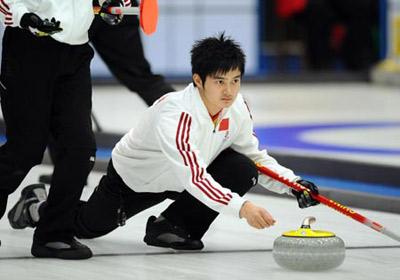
left=194, top=68, right=242, bottom=115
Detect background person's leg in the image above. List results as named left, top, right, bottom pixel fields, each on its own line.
left=89, top=15, right=174, bottom=106
left=302, top=0, right=336, bottom=69
left=0, top=28, right=56, bottom=219
left=33, top=43, right=96, bottom=245
left=331, top=0, right=378, bottom=70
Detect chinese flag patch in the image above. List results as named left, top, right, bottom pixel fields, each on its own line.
left=219, top=118, right=229, bottom=131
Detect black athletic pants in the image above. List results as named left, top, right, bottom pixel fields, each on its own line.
left=74, top=149, right=258, bottom=240
left=0, top=28, right=96, bottom=243
left=89, top=11, right=174, bottom=106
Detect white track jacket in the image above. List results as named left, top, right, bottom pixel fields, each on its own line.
left=0, top=0, right=94, bottom=45
left=112, top=83, right=299, bottom=217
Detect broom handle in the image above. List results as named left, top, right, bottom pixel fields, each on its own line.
left=93, top=6, right=140, bottom=15
left=256, top=164, right=400, bottom=242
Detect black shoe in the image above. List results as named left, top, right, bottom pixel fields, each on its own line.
left=31, top=238, right=93, bottom=259
left=7, top=184, right=47, bottom=229
left=143, top=216, right=204, bottom=250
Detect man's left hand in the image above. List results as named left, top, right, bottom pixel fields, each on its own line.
left=292, top=180, right=320, bottom=208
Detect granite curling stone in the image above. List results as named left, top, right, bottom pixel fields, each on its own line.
left=273, top=216, right=345, bottom=271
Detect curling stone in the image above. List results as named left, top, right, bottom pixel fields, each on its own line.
left=273, top=216, right=345, bottom=271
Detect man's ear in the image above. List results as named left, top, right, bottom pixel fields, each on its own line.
left=193, top=74, right=203, bottom=88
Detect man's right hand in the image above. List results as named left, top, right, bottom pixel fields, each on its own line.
left=239, top=201, right=276, bottom=229
left=20, top=13, right=63, bottom=37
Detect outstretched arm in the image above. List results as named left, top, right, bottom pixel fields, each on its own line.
left=232, top=98, right=319, bottom=208
left=231, top=99, right=299, bottom=194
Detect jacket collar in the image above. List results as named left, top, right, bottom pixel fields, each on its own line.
left=187, top=83, right=228, bottom=122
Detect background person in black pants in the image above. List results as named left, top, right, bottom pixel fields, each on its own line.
left=90, top=1, right=175, bottom=106
left=0, top=0, right=96, bottom=259
left=40, top=0, right=175, bottom=184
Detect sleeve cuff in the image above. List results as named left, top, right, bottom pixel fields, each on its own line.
left=220, top=194, right=246, bottom=218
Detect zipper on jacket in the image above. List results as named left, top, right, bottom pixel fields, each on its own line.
left=210, top=111, right=221, bottom=133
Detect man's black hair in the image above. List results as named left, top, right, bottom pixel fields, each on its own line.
left=191, top=32, right=246, bottom=86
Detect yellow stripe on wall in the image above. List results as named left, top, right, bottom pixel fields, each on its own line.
left=393, top=16, right=400, bottom=56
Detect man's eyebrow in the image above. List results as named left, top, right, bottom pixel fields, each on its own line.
left=212, top=75, right=241, bottom=80
left=211, top=76, right=225, bottom=79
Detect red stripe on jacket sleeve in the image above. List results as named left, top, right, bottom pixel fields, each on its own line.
left=175, top=113, right=188, bottom=166
left=1, top=0, right=13, bottom=25
left=0, top=6, right=11, bottom=15
left=175, top=112, right=232, bottom=205
left=190, top=152, right=231, bottom=203
left=0, top=0, right=10, bottom=11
